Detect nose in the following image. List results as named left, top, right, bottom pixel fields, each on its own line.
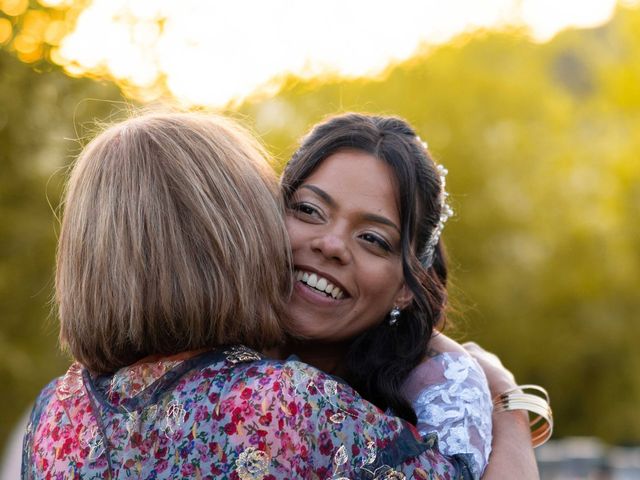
left=310, top=233, right=351, bottom=264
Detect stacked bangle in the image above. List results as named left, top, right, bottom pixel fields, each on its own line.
left=492, top=384, right=553, bottom=448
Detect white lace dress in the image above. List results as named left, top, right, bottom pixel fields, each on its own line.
left=401, top=351, right=493, bottom=479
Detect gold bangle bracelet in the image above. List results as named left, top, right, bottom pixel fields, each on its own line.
left=492, top=384, right=553, bottom=448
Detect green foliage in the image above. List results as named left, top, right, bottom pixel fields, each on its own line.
left=0, top=50, right=125, bottom=451
left=2, top=4, right=639, bottom=456
left=238, top=6, right=640, bottom=443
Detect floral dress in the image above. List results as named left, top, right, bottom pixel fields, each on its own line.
left=22, top=346, right=473, bottom=479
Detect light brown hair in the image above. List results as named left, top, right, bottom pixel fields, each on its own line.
left=56, top=112, right=291, bottom=373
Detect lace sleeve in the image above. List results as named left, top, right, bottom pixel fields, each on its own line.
left=402, top=352, right=493, bottom=479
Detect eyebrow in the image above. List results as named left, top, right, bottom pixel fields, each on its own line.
left=300, top=185, right=336, bottom=207
left=299, top=184, right=400, bottom=233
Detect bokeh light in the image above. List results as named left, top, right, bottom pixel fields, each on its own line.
left=39, top=0, right=625, bottom=107
left=0, top=18, right=12, bottom=44
left=1, top=0, right=29, bottom=17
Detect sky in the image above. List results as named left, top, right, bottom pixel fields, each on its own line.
left=49, top=0, right=634, bottom=107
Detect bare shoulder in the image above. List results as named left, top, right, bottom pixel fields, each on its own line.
left=426, top=331, right=470, bottom=358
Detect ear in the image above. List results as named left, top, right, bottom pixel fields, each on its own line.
left=393, top=283, right=413, bottom=310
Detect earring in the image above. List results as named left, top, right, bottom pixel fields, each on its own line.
left=388, top=306, right=401, bottom=326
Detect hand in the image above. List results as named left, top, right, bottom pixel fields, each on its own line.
left=462, top=342, right=517, bottom=398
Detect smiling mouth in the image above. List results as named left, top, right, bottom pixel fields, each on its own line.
left=294, top=270, right=345, bottom=299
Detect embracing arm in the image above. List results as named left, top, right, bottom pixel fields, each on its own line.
left=410, top=334, right=539, bottom=480
left=404, top=333, right=493, bottom=478
left=463, top=342, right=540, bottom=480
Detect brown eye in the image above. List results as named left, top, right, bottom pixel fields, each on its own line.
left=290, top=202, right=324, bottom=221
left=359, top=232, right=391, bottom=252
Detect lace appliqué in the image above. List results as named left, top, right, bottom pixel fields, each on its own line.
left=409, top=352, right=493, bottom=478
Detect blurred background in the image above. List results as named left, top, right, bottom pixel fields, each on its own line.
left=1, top=0, right=639, bottom=477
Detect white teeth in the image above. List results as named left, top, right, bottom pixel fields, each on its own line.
left=294, top=270, right=345, bottom=299
left=316, top=278, right=327, bottom=291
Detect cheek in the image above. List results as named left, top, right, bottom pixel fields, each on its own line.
left=285, top=216, right=304, bottom=251
left=354, top=260, right=404, bottom=315
left=361, top=257, right=404, bottom=296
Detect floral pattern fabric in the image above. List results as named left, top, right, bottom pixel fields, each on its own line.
left=402, top=352, right=493, bottom=479
left=23, top=346, right=473, bottom=479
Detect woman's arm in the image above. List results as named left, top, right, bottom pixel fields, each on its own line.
left=403, top=333, right=493, bottom=478
left=463, top=342, right=540, bottom=480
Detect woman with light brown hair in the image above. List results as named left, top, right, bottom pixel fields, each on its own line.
left=22, top=112, right=476, bottom=478
left=55, top=113, right=289, bottom=374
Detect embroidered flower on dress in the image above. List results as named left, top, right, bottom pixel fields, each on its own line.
left=376, top=469, right=406, bottom=480
left=162, top=401, right=186, bottom=437
left=235, top=447, right=270, bottom=480
left=330, top=412, right=346, bottom=424
left=324, top=379, right=338, bottom=397
left=443, top=425, right=471, bottom=453
left=362, top=440, right=377, bottom=466
left=443, top=356, right=474, bottom=384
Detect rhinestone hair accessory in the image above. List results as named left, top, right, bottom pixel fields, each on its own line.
left=418, top=139, right=454, bottom=267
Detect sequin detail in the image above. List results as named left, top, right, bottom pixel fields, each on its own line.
left=225, top=345, right=263, bottom=364
left=107, top=358, right=182, bottom=401
left=55, top=362, right=84, bottom=400
left=236, top=447, right=270, bottom=480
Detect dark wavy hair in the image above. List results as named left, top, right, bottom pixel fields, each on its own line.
left=281, top=112, right=448, bottom=423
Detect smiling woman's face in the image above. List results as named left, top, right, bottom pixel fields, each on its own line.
left=284, top=149, right=412, bottom=342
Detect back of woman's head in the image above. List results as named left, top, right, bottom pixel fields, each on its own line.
left=57, top=112, right=291, bottom=373
left=282, top=112, right=449, bottom=422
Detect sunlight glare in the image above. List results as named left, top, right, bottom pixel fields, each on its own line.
left=52, top=0, right=621, bottom=107
left=521, top=0, right=617, bottom=41
left=38, top=0, right=74, bottom=7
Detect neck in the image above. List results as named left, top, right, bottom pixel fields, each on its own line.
left=281, top=338, right=351, bottom=378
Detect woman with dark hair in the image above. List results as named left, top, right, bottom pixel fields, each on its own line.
left=280, top=113, right=549, bottom=478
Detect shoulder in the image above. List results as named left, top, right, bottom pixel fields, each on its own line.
left=223, top=357, right=384, bottom=420
left=195, top=356, right=422, bottom=477
left=29, top=373, right=68, bottom=425
left=33, top=377, right=59, bottom=407
left=403, top=341, right=488, bottom=403
left=25, top=377, right=60, bottom=437
left=22, top=375, right=73, bottom=476
left=427, top=331, right=469, bottom=357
